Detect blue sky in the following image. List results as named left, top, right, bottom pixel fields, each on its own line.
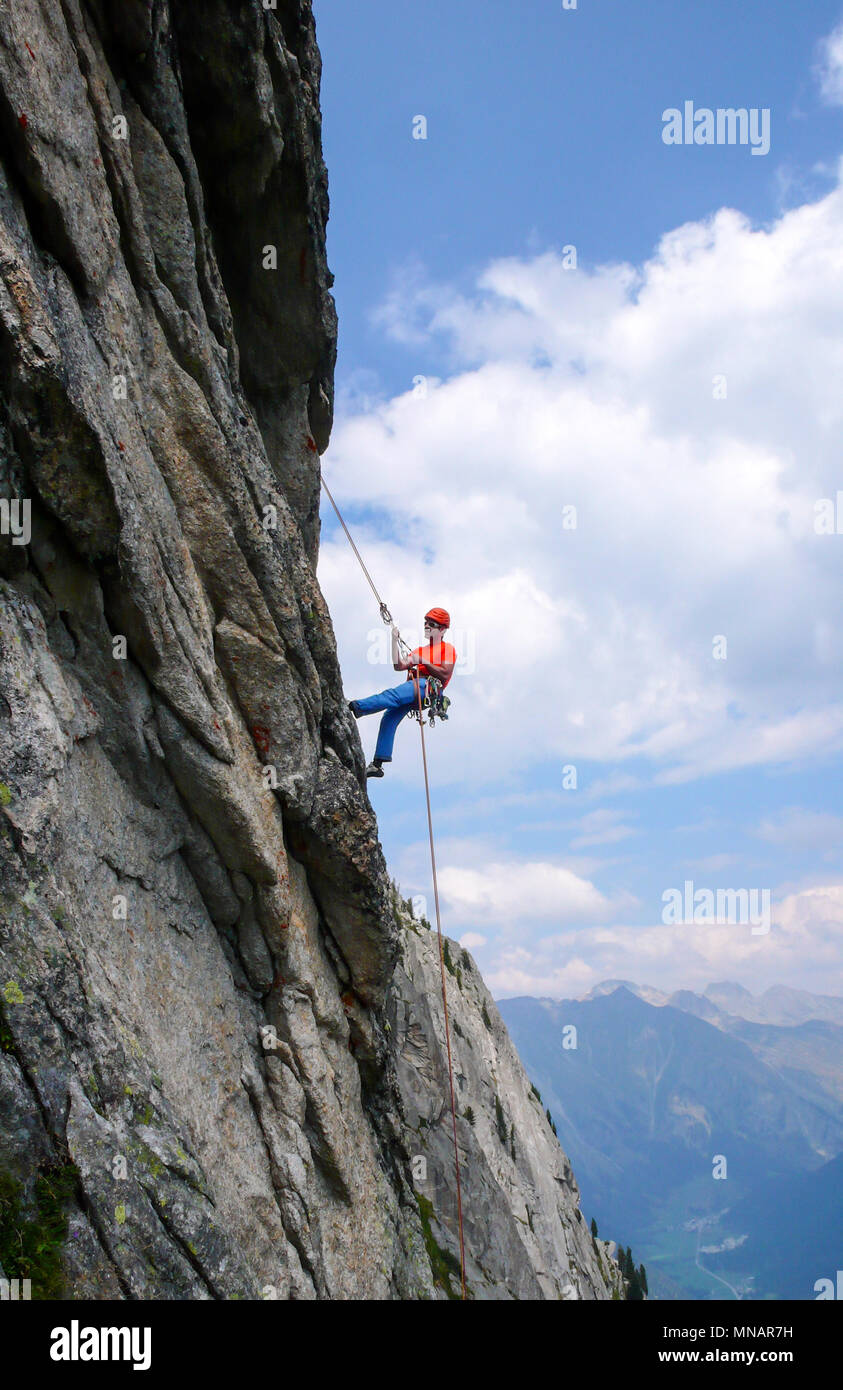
left=313, top=0, right=843, bottom=999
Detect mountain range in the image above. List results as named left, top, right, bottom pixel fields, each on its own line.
left=498, top=981, right=843, bottom=1299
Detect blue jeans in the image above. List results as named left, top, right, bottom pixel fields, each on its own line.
left=354, top=679, right=426, bottom=761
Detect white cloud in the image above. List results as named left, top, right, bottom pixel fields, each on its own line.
left=756, top=806, right=843, bottom=852
left=582, top=773, right=643, bottom=801
left=459, top=931, right=487, bottom=950
left=436, top=858, right=635, bottom=927
left=321, top=164, right=843, bottom=790
left=568, top=808, right=637, bottom=849
left=485, top=884, right=843, bottom=999
left=685, top=853, right=745, bottom=874
left=817, top=21, right=843, bottom=105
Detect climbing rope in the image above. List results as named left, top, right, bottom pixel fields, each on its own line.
left=320, top=473, right=395, bottom=628
left=320, top=470, right=468, bottom=1299
left=412, top=671, right=467, bottom=1300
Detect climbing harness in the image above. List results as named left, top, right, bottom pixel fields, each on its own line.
left=320, top=471, right=467, bottom=1299
left=408, top=673, right=451, bottom=726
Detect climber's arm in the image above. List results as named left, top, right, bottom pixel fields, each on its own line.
left=392, top=626, right=414, bottom=671
left=422, top=656, right=455, bottom=682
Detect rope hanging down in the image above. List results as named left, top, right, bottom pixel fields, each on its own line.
left=411, top=671, right=467, bottom=1300
left=320, top=472, right=467, bottom=1299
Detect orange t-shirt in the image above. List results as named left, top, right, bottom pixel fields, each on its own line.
left=407, top=641, right=457, bottom=688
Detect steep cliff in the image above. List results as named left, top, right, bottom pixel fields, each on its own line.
left=0, top=0, right=619, bottom=1300
left=391, top=905, right=623, bottom=1299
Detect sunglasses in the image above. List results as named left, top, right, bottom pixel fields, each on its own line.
left=424, top=620, right=444, bottom=629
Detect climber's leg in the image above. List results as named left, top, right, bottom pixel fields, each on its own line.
left=351, top=683, right=413, bottom=719
left=373, top=681, right=425, bottom=762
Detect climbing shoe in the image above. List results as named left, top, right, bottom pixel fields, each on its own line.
left=365, top=759, right=385, bottom=778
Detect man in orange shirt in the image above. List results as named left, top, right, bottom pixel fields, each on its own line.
left=349, top=607, right=456, bottom=778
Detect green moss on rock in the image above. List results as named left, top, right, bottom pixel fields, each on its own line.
left=0, top=1163, right=79, bottom=1299
left=414, top=1191, right=466, bottom=1300
left=0, top=1000, right=14, bottom=1053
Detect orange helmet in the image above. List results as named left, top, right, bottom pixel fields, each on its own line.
left=424, top=607, right=450, bottom=629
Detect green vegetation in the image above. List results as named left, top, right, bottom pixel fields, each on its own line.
left=461, top=949, right=471, bottom=971
left=389, top=882, right=433, bottom=932
left=545, top=1107, right=558, bottom=1137
left=414, top=1191, right=465, bottom=1300
left=481, top=1002, right=492, bottom=1030
left=617, top=1243, right=647, bottom=1300
left=0, top=1000, right=14, bottom=1054
left=591, top=1217, right=598, bottom=1239
left=0, top=783, right=12, bottom=807
left=494, top=1093, right=507, bottom=1145
left=134, top=1141, right=163, bottom=1178
left=463, top=1105, right=475, bottom=1126
left=530, top=1082, right=542, bottom=1104
left=442, top=940, right=455, bottom=976
left=0, top=1163, right=78, bottom=1299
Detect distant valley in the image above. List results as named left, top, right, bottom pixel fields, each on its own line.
left=498, top=982, right=843, bottom=1299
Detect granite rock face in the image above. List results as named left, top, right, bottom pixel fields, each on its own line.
left=0, top=0, right=620, bottom=1300
left=390, top=911, right=624, bottom=1300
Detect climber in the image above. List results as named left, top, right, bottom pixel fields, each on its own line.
left=349, top=608, right=457, bottom=778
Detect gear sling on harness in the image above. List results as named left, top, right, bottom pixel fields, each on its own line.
left=408, top=673, right=451, bottom=726
left=320, top=473, right=467, bottom=1299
